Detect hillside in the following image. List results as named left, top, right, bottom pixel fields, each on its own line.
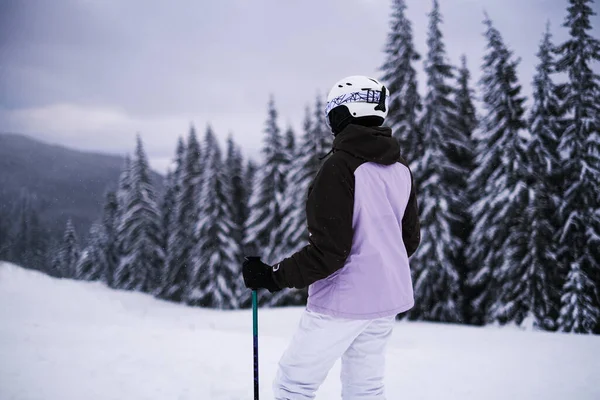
left=1, top=261, right=598, bottom=400
left=0, top=133, right=163, bottom=239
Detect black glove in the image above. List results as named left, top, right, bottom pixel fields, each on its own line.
left=242, top=257, right=281, bottom=293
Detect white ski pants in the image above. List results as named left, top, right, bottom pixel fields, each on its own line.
left=273, top=309, right=395, bottom=400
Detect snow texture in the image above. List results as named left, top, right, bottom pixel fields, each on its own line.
left=1, top=262, right=599, bottom=400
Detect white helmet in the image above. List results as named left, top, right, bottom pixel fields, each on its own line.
left=325, top=75, right=389, bottom=133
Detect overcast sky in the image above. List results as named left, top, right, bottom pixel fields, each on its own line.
left=0, top=0, right=597, bottom=173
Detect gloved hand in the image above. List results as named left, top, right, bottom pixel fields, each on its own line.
left=242, top=257, right=281, bottom=293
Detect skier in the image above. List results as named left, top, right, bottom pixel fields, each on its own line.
left=242, top=75, right=420, bottom=399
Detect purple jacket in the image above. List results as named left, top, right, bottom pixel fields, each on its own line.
left=273, top=124, right=420, bottom=320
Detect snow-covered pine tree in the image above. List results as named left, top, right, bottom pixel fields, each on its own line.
left=380, top=0, right=423, bottom=166
left=159, top=137, right=186, bottom=299
left=115, top=135, right=165, bottom=293
left=455, top=55, right=478, bottom=146
left=113, top=156, right=132, bottom=285
left=453, top=54, right=478, bottom=323
left=454, top=55, right=478, bottom=166
left=467, top=15, right=530, bottom=326
left=276, top=109, right=320, bottom=307
left=453, top=56, right=478, bottom=195
left=557, top=262, right=600, bottom=333
left=284, top=125, right=297, bottom=160
left=46, top=242, right=63, bottom=278
left=101, top=191, right=119, bottom=288
left=160, top=172, right=174, bottom=264
left=235, top=158, right=258, bottom=308
left=75, top=223, right=106, bottom=281
left=267, top=124, right=310, bottom=307
left=59, top=218, right=80, bottom=279
left=267, top=125, right=297, bottom=263
left=500, top=24, right=563, bottom=330
left=244, top=96, right=287, bottom=305
left=116, top=156, right=132, bottom=215
left=187, top=127, right=241, bottom=309
left=242, top=159, right=257, bottom=258
left=158, top=170, right=175, bottom=293
left=554, top=0, right=600, bottom=333
left=165, top=127, right=202, bottom=302
left=276, top=108, right=314, bottom=261
left=226, top=136, right=247, bottom=248
left=224, top=135, right=250, bottom=306
left=408, top=0, right=469, bottom=323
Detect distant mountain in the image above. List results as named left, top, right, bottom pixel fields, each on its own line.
left=0, top=133, right=164, bottom=241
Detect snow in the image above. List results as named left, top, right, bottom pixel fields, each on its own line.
left=1, top=262, right=599, bottom=400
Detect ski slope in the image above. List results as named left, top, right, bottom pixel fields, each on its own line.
left=1, top=262, right=598, bottom=400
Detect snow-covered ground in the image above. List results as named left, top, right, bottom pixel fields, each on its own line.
left=1, top=262, right=599, bottom=400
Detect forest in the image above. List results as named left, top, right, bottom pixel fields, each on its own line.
left=1, top=0, right=598, bottom=334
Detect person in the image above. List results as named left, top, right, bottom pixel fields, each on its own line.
left=242, top=75, right=420, bottom=400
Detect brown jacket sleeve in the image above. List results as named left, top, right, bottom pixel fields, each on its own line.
left=402, top=169, right=420, bottom=257
left=272, top=156, right=355, bottom=289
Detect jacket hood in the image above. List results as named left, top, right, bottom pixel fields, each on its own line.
left=332, top=124, right=400, bottom=165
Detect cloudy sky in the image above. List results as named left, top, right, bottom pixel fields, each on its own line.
left=0, top=0, right=596, bottom=173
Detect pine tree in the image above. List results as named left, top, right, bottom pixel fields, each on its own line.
left=165, top=127, right=202, bottom=301
left=453, top=56, right=478, bottom=189
left=113, top=156, right=132, bottom=285
left=453, top=55, right=478, bottom=323
left=244, top=97, right=287, bottom=305
left=502, top=25, right=563, bottom=330
left=59, top=218, right=80, bottom=279
left=75, top=223, right=106, bottom=281
left=115, top=135, right=165, bottom=293
left=557, top=262, right=600, bottom=333
left=467, top=15, right=530, bottom=325
left=46, top=241, right=63, bottom=278
left=408, top=0, right=469, bottom=323
left=277, top=108, right=314, bottom=259
left=159, top=170, right=175, bottom=287
left=159, top=137, right=186, bottom=299
left=275, top=106, right=330, bottom=306
left=225, top=135, right=249, bottom=305
left=101, top=191, right=119, bottom=288
left=187, top=127, right=241, bottom=308
left=455, top=56, right=478, bottom=148
left=284, top=125, right=296, bottom=159
left=116, top=156, right=132, bottom=215
left=380, top=0, right=423, bottom=166
left=267, top=124, right=310, bottom=307
left=226, top=136, right=248, bottom=251
left=162, top=169, right=175, bottom=252
left=236, top=158, right=258, bottom=308
left=242, top=159, right=257, bottom=258
left=555, top=0, right=600, bottom=333
left=268, top=125, right=297, bottom=263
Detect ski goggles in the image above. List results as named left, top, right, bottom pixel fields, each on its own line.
left=324, top=88, right=386, bottom=117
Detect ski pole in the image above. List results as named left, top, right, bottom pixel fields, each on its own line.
left=252, top=289, right=259, bottom=400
